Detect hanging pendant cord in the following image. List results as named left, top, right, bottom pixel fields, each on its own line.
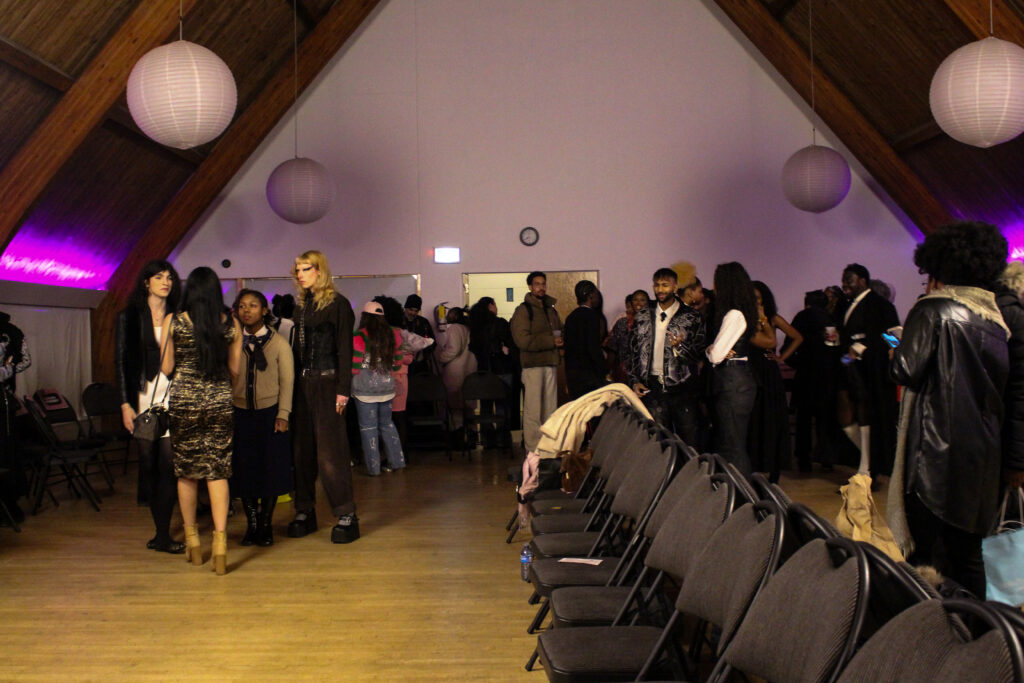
left=293, top=0, right=299, bottom=159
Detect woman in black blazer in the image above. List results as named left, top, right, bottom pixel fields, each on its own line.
left=116, top=259, right=183, bottom=553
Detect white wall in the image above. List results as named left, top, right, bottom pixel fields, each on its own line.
left=174, top=0, right=923, bottom=325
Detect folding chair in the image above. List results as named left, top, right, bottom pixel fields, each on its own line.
left=81, top=381, right=133, bottom=474
left=836, top=599, right=1024, bottom=682
left=461, top=371, right=513, bottom=458
left=534, top=499, right=787, bottom=682
left=23, top=397, right=102, bottom=514
left=405, top=374, right=452, bottom=460
left=33, top=388, right=112, bottom=492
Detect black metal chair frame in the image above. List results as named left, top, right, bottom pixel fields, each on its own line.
left=24, top=397, right=102, bottom=514
left=460, top=370, right=513, bottom=459
left=404, top=373, right=453, bottom=460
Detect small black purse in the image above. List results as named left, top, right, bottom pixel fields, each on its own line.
left=132, top=323, right=172, bottom=442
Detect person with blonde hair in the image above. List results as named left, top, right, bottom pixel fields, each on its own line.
left=288, top=250, right=359, bottom=544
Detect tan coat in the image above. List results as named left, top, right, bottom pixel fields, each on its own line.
left=231, top=329, right=294, bottom=421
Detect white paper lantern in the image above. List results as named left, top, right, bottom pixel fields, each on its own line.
left=126, top=40, right=237, bottom=149
left=781, top=145, right=851, bottom=213
left=929, top=36, right=1024, bottom=148
left=266, top=157, right=335, bottom=224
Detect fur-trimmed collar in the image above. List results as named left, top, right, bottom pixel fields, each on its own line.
left=921, top=285, right=1010, bottom=336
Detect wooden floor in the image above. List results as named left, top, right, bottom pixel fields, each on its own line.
left=0, top=447, right=881, bottom=681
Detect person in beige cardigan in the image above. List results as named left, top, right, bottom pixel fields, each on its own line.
left=231, top=290, right=294, bottom=547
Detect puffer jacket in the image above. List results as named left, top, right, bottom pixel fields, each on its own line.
left=890, top=287, right=1009, bottom=534
left=510, top=293, right=562, bottom=368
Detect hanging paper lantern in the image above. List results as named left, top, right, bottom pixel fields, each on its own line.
left=126, top=40, right=237, bottom=150
left=266, top=157, right=335, bottom=224
left=781, top=145, right=851, bottom=213
left=929, top=36, right=1024, bottom=148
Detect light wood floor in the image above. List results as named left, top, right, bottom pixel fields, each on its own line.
left=0, top=447, right=880, bottom=682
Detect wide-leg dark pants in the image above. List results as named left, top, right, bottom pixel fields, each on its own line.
left=293, top=375, right=355, bottom=516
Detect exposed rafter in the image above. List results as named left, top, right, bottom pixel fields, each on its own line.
left=712, top=0, right=952, bottom=233
left=91, top=0, right=382, bottom=382
left=0, top=0, right=200, bottom=253
left=942, top=0, right=1024, bottom=43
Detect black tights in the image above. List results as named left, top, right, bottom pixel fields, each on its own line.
left=906, top=493, right=986, bottom=599
left=139, top=437, right=178, bottom=542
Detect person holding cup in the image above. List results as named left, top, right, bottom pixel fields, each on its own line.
left=511, top=271, right=564, bottom=453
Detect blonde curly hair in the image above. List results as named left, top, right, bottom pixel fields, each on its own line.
left=293, top=250, right=337, bottom=311
left=999, top=261, right=1024, bottom=300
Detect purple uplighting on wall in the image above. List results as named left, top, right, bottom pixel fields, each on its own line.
left=0, top=233, right=115, bottom=289
left=1004, top=220, right=1024, bottom=262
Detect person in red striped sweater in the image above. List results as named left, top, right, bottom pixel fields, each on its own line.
left=351, top=301, right=406, bottom=476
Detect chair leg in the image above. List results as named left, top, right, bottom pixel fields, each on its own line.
left=0, top=497, right=20, bottom=532
left=525, top=648, right=539, bottom=671
left=526, top=600, right=549, bottom=634
left=505, top=507, right=519, bottom=531
left=636, top=611, right=681, bottom=681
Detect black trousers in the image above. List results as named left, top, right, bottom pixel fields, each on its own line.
left=293, top=375, right=355, bottom=517
left=641, top=381, right=699, bottom=448
left=138, top=436, right=178, bottom=542
left=906, top=493, right=986, bottom=599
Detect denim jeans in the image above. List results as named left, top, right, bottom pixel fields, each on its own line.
left=713, top=362, right=756, bottom=477
left=354, top=398, right=405, bottom=475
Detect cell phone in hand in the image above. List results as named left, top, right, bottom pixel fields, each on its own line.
left=881, top=332, right=900, bottom=348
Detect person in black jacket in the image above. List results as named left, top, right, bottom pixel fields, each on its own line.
left=788, top=290, right=837, bottom=471
left=563, top=281, right=608, bottom=400
left=995, top=262, right=1024, bottom=491
left=890, top=221, right=1010, bottom=597
left=289, top=250, right=358, bottom=544
left=116, top=259, right=184, bottom=554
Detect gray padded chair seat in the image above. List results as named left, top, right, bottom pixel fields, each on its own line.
left=537, top=625, right=665, bottom=683
left=528, top=556, right=623, bottom=598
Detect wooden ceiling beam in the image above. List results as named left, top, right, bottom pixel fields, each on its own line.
left=0, top=0, right=200, bottom=252
left=942, top=0, right=1024, bottom=44
left=712, top=0, right=952, bottom=234
left=0, top=36, right=74, bottom=91
left=91, top=0, right=381, bottom=382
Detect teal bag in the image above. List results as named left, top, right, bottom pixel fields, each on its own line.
left=983, top=488, right=1024, bottom=606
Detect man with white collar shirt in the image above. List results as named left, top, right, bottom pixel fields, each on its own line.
left=628, top=268, right=706, bottom=446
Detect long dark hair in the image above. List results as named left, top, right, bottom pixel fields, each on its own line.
left=751, top=280, right=778, bottom=320
left=180, top=267, right=229, bottom=379
left=129, top=259, right=181, bottom=313
left=712, top=262, right=758, bottom=338
left=358, top=312, right=395, bottom=373
left=373, top=295, right=404, bottom=327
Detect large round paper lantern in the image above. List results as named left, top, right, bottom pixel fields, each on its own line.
left=781, top=145, right=851, bottom=213
left=929, top=36, right=1024, bottom=148
left=266, top=157, right=335, bottom=224
left=127, top=40, right=237, bottom=149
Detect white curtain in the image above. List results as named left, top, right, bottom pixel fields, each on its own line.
left=1, top=304, right=92, bottom=416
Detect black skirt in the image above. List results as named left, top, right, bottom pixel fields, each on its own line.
left=230, top=405, right=292, bottom=498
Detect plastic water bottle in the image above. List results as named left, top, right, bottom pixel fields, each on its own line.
left=520, top=543, right=533, bottom=582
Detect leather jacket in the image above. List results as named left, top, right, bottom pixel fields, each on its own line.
left=996, top=287, right=1024, bottom=473
left=890, top=292, right=1009, bottom=534
left=116, top=306, right=162, bottom=410
left=294, top=292, right=354, bottom=397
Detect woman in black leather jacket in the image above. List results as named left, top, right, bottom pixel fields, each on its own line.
left=890, top=221, right=1010, bottom=597
left=116, top=259, right=184, bottom=553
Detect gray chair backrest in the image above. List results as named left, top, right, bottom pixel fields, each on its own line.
left=643, top=454, right=712, bottom=540
left=675, top=501, right=785, bottom=652
left=608, top=439, right=675, bottom=522
left=836, top=599, right=1024, bottom=683
left=644, top=469, right=734, bottom=580
left=720, top=538, right=868, bottom=683
left=600, top=426, right=656, bottom=497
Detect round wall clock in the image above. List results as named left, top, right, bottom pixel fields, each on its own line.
left=519, top=226, right=539, bottom=246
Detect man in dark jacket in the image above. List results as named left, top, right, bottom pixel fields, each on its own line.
left=890, top=221, right=1011, bottom=597
left=510, top=272, right=563, bottom=453
left=628, top=268, right=706, bottom=446
left=563, top=280, right=608, bottom=399
left=789, top=290, right=837, bottom=471
left=839, top=263, right=900, bottom=477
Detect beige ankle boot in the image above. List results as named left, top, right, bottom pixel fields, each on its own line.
left=211, top=530, right=227, bottom=575
left=184, top=524, right=202, bottom=566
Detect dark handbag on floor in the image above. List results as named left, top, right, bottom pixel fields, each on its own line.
left=133, top=325, right=172, bottom=442
left=559, top=447, right=593, bottom=494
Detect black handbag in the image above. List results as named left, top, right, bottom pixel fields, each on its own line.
left=133, top=323, right=172, bottom=442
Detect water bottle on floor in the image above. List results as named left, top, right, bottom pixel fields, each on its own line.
left=520, top=543, right=533, bottom=581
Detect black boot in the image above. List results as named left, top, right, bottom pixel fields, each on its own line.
left=240, top=498, right=259, bottom=546
left=287, top=509, right=317, bottom=538
left=257, top=497, right=276, bottom=546
left=331, top=513, right=360, bottom=544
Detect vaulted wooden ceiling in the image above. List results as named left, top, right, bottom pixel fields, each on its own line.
left=0, top=0, right=1023, bottom=381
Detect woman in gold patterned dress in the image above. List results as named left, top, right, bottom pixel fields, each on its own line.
left=161, top=267, right=243, bottom=575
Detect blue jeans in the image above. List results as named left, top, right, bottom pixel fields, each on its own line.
left=713, top=362, right=756, bottom=477
left=354, top=398, right=405, bottom=475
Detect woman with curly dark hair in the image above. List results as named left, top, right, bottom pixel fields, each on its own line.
left=705, top=262, right=765, bottom=476
left=889, top=220, right=1011, bottom=597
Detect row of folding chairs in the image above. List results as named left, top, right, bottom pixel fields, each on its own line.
left=514, top=404, right=1024, bottom=682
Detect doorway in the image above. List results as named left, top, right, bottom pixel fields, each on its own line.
left=462, top=270, right=599, bottom=323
